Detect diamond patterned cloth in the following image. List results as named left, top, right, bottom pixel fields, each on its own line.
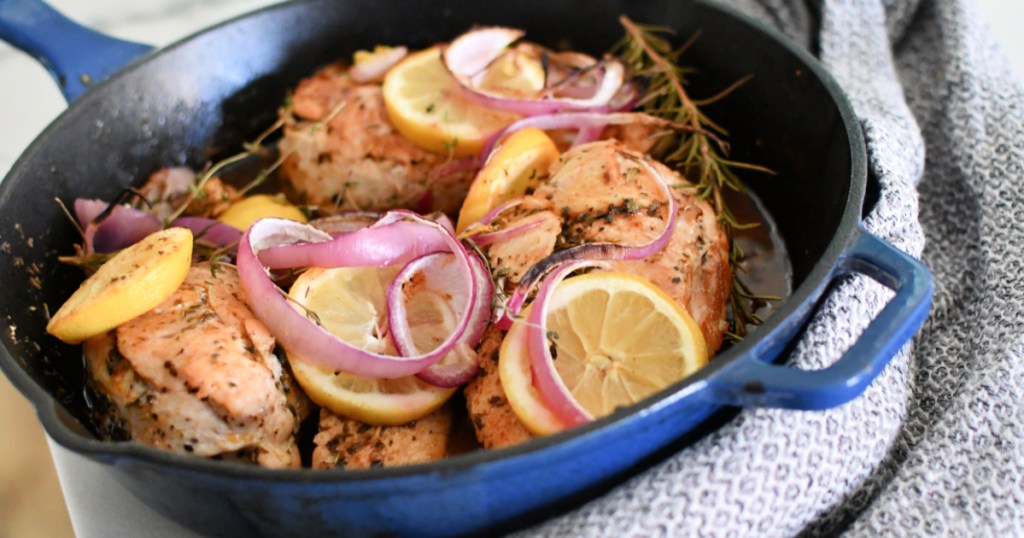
left=521, top=0, right=1024, bottom=535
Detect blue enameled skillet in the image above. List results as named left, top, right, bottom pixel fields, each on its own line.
left=0, top=0, right=932, bottom=535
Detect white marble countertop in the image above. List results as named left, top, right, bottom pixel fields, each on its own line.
left=0, top=1, right=1021, bottom=536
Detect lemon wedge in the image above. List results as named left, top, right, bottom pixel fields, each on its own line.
left=382, top=46, right=521, bottom=157
left=47, top=227, right=193, bottom=344
left=501, top=272, right=708, bottom=429
left=455, top=127, right=559, bottom=233
left=285, top=266, right=456, bottom=426
left=218, top=194, right=307, bottom=231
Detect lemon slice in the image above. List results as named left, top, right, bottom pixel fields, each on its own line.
left=286, top=266, right=455, bottom=426
left=499, top=304, right=568, bottom=436
left=382, top=46, right=521, bottom=157
left=47, top=227, right=193, bottom=344
left=501, top=272, right=708, bottom=428
left=218, top=194, right=307, bottom=231
left=455, top=127, right=559, bottom=233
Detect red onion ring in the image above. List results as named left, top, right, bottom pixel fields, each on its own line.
left=443, top=27, right=625, bottom=118
left=170, top=217, right=242, bottom=249
left=480, top=112, right=683, bottom=161
left=387, top=252, right=492, bottom=387
left=74, top=199, right=162, bottom=254
left=443, top=27, right=525, bottom=86
left=523, top=260, right=606, bottom=426
left=431, top=212, right=456, bottom=235
left=74, top=198, right=108, bottom=226
left=475, top=197, right=531, bottom=228
left=256, top=220, right=450, bottom=270
left=455, top=59, right=626, bottom=118
left=574, top=125, right=605, bottom=146
left=495, top=158, right=677, bottom=328
left=237, top=215, right=477, bottom=378
left=470, top=214, right=545, bottom=247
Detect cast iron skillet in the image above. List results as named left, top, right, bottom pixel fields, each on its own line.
left=0, top=0, right=932, bottom=536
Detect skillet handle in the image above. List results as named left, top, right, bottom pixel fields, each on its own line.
left=705, top=225, right=933, bottom=410
left=0, top=0, right=152, bottom=102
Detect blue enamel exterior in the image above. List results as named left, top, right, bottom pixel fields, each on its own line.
left=703, top=226, right=934, bottom=410
left=0, top=0, right=152, bottom=102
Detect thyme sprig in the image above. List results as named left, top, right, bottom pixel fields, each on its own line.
left=612, top=16, right=775, bottom=338
left=165, top=99, right=347, bottom=225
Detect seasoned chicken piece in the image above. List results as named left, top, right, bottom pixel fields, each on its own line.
left=466, top=141, right=731, bottom=450
left=83, top=262, right=310, bottom=468
left=280, top=63, right=474, bottom=216
left=537, top=140, right=731, bottom=352
left=312, top=406, right=452, bottom=469
left=463, top=327, right=534, bottom=450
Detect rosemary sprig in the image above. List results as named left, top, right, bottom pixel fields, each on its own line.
left=612, top=16, right=775, bottom=338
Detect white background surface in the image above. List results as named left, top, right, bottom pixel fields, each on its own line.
left=0, top=1, right=1021, bottom=537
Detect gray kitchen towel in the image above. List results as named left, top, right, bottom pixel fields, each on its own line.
left=521, top=0, right=1024, bottom=535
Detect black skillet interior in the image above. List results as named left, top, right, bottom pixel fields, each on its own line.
left=0, top=0, right=851, bottom=456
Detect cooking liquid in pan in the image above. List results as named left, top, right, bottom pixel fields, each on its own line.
left=79, top=149, right=792, bottom=461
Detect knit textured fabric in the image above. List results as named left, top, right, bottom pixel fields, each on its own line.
left=521, top=0, right=1024, bottom=535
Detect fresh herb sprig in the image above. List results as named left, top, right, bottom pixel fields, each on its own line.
left=612, top=16, right=775, bottom=338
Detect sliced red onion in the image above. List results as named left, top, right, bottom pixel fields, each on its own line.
left=443, top=27, right=625, bottom=119
left=256, top=220, right=449, bottom=270
left=75, top=199, right=162, bottom=254
left=524, top=260, right=606, bottom=426
left=74, top=198, right=108, bottom=227
left=456, top=59, right=626, bottom=117
left=443, top=27, right=525, bottom=86
left=387, top=252, right=491, bottom=387
left=480, top=112, right=686, bottom=161
left=431, top=212, right=456, bottom=235
left=495, top=158, right=677, bottom=328
left=476, top=197, right=530, bottom=227
left=609, top=81, right=641, bottom=112
left=349, top=46, right=408, bottom=83
left=470, top=215, right=545, bottom=247
left=574, top=126, right=605, bottom=146
left=237, top=215, right=477, bottom=378
left=170, top=217, right=242, bottom=248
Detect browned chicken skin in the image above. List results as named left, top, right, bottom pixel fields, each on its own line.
left=463, top=327, right=534, bottom=449
left=84, top=263, right=310, bottom=468
left=312, top=406, right=452, bottom=469
left=280, top=63, right=474, bottom=216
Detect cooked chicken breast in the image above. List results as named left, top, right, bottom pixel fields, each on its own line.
left=484, top=139, right=731, bottom=352
left=466, top=140, right=731, bottom=450
left=280, top=63, right=474, bottom=216
left=312, top=406, right=452, bottom=469
left=538, top=139, right=731, bottom=352
left=463, top=327, right=534, bottom=450
left=83, top=262, right=310, bottom=468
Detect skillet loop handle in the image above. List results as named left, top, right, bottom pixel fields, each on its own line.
left=0, top=0, right=152, bottom=102
left=707, top=225, right=933, bottom=410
